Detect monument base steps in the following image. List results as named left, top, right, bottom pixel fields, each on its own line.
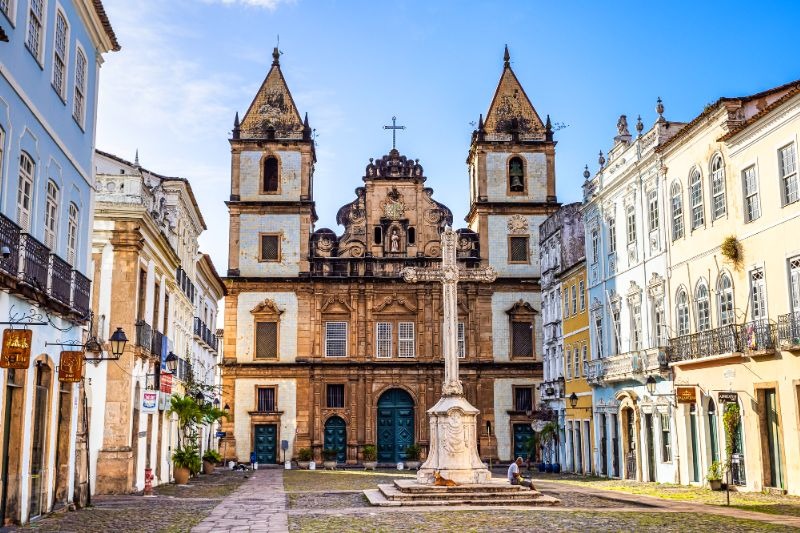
left=364, top=479, right=561, bottom=507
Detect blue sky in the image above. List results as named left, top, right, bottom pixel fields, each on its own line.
left=97, top=0, right=800, bottom=274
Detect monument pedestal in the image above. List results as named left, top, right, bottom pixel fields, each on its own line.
left=416, top=395, right=491, bottom=485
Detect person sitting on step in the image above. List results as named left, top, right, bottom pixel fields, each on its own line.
left=508, top=457, right=535, bottom=490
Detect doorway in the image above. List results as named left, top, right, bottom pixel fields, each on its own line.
left=760, top=388, right=784, bottom=489
left=253, top=424, right=277, bottom=464
left=53, top=381, right=72, bottom=509
left=689, top=403, right=699, bottom=483
left=1, top=369, right=25, bottom=525
left=323, top=416, right=347, bottom=463
left=376, top=389, right=414, bottom=463
left=645, top=413, right=655, bottom=482
left=513, top=423, right=534, bottom=463
left=29, top=363, right=52, bottom=519
left=623, top=407, right=636, bottom=480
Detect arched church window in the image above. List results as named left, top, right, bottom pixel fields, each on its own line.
left=263, top=156, right=279, bottom=193
left=508, top=156, right=525, bottom=193
left=407, top=227, right=416, bottom=245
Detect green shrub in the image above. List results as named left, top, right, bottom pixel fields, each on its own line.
left=362, top=445, right=377, bottom=461
left=202, top=449, right=222, bottom=463
left=404, top=444, right=421, bottom=461
left=297, top=447, right=313, bottom=461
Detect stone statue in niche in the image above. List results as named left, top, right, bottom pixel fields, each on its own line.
left=390, top=229, right=400, bottom=252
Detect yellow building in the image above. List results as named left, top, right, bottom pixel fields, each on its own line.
left=562, top=260, right=593, bottom=474
left=662, top=80, right=800, bottom=494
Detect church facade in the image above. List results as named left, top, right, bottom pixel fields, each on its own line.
left=220, top=48, right=559, bottom=465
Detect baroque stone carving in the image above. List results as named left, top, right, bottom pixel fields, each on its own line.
left=251, top=298, right=283, bottom=315
left=507, top=214, right=529, bottom=234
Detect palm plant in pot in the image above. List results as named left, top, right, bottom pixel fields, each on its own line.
left=362, top=445, right=378, bottom=471
left=296, top=447, right=313, bottom=469
left=169, top=394, right=202, bottom=484
left=404, top=444, right=422, bottom=469
left=322, top=448, right=339, bottom=469
left=202, top=449, right=222, bottom=475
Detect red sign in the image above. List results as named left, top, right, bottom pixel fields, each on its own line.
left=58, top=351, right=84, bottom=382
left=160, top=372, right=173, bottom=394
left=0, top=329, right=32, bottom=369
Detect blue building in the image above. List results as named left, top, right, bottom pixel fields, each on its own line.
left=0, top=0, right=117, bottom=524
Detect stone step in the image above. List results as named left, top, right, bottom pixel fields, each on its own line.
left=393, top=479, right=535, bottom=495
left=366, top=486, right=560, bottom=507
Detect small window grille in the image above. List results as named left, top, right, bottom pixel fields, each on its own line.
left=326, top=384, right=345, bottom=408
left=325, top=322, right=347, bottom=357
left=457, top=322, right=465, bottom=359
left=398, top=322, right=415, bottom=358
left=257, top=387, right=275, bottom=412
left=511, top=321, right=533, bottom=357
left=255, top=321, right=278, bottom=359
left=514, top=387, right=533, bottom=411
left=509, top=236, right=529, bottom=263
left=376, top=322, right=392, bottom=358
left=260, top=235, right=279, bottom=261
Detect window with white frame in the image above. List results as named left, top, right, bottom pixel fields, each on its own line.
left=457, top=322, right=465, bottom=358
left=44, top=181, right=58, bottom=249
left=398, top=322, right=415, bottom=358
left=608, top=219, right=616, bottom=254
left=612, top=306, right=621, bottom=355
left=594, top=315, right=603, bottom=358
left=670, top=182, right=684, bottom=240
left=750, top=268, right=767, bottom=321
left=779, top=143, right=798, bottom=205
left=376, top=322, right=392, bottom=358
left=571, top=284, right=577, bottom=315
left=52, top=10, right=68, bottom=99
left=17, top=152, right=34, bottom=232
left=790, top=257, right=800, bottom=313
left=689, top=169, right=705, bottom=229
left=676, top=290, right=689, bottom=336
left=73, top=47, right=87, bottom=127
left=695, top=282, right=711, bottom=331
left=742, top=165, right=761, bottom=222
left=661, top=413, right=671, bottom=462
left=563, top=287, right=569, bottom=318
left=626, top=205, right=636, bottom=244
left=591, top=227, right=599, bottom=264
left=66, top=202, right=78, bottom=265
left=26, top=0, right=45, bottom=62
left=581, top=344, right=588, bottom=374
left=648, top=189, right=659, bottom=232
left=718, top=274, right=735, bottom=326
left=565, top=347, right=572, bottom=378
left=710, top=155, right=726, bottom=219
left=325, top=321, right=348, bottom=357
left=573, top=347, right=580, bottom=378
left=630, top=302, right=642, bottom=350
left=653, top=298, right=666, bottom=346
left=579, top=280, right=585, bottom=311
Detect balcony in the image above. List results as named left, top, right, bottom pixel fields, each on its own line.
left=0, top=214, right=20, bottom=279
left=135, top=320, right=153, bottom=352
left=778, top=311, right=800, bottom=352
left=308, top=256, right=478, bottom=279
left=48, top=254, right=72, bottom=307
left=539, top=378, right=565, bottom=402
left=71, top=271, right=91, bottom=318
left=151, top=329, right=164, bottom=359
left=19, top=233, right=49, bottom=290
left=194, top=317, right=219, bottom=353
left=586, top=349, right=668, bottom=385
left=668, top=320, right=776, bottom=363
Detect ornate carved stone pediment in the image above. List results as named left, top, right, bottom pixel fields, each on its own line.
left=321, top=295, right=353, bottom=314
left=506, top=299, right=538, bottom=317
left=251, top=299, right=283, bottom=316
left=647, top=272, right=665, bottom=300
left=374, top=295, right=417, bottom=314
left=626, top=281, right=642, bottom=305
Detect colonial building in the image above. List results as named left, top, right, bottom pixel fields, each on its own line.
left=88, top=150, right=223, bottom=495
left=660, top=79, right=800, bottom=495
left=220, top=47, right=559, bottom=465
left=0, top=1, right=118, bottom=524
left=582, top=107, right=683, bottom=483
left=538, top=203, right=583, bottom=467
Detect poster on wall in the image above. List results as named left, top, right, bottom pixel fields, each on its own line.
left=142, top=390, right=158, bottom=413
left=58, top=351, right=84, bottom=382
left=0, top=329, right=33, bottom=369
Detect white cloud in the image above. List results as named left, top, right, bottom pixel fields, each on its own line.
left=201, top=0, right=291, bottom=9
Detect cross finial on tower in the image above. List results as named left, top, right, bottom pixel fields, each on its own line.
left=383, top=116, right=406, bottom=150
left=503, top=45, right=510, bottom=68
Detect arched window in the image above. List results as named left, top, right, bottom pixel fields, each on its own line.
left=670, top=182, right=684, bottom=241
left=718, top=274, right=735, bottom=326
left=407, top=227, right=416, bottom=245
left=710, top=155, right=726, bottom=220
left=44, top=181, right=59, bottom=249
left=676, top=289, right=689, bottom=336
left=689, top=169, right=705, bottom=229
left=695, top=281, right=711, bottom=331
left=508, top=156, right=524, bottom=193
left=18, top=152, right=34, bottom=232
left=263, top=156, right=279, bottom=193
left=67, top=203, right=79, bottom=266
left=52, top=10, right=69, bottom=99
left=73, top=47, right=88, bottom=126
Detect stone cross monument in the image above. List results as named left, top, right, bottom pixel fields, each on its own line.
left=401, top=226, right=496, bottom=484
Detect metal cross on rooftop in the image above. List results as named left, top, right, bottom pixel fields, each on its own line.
left=383, top=116, right=406, bottom=149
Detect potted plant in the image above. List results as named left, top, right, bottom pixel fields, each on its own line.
left=404, top=444, right=422, bottom=469
left=707, top=460, right=725, bottom=491
left=202, top=449, right=222, bottom=475
left=363, top=445, right=378, bottom=471
left=296, top=447, right=313, bottom=469
left=322, top=448, right=339, bottom=469
left=173, top=446, right=200, bottom=484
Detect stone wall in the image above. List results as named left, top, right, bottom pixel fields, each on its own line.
left=239, top=150, right=302, bottom=201
left=238, top=214, right=301, bottom=277
left=485, top=152, right=548, bottom=202
left=236, top=291, right=298, bottom=363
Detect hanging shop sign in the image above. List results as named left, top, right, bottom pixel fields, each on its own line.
left=160, top=372, right=173, bottom=394
left=58, top=351, right=84, bottom=382
left=718, top=391, right=739, bottom=403
left=142, top=390, right=158, bottom=413
left=676, top=387, right=696, bottom=403
left=0, top=329, right=33, bottom=369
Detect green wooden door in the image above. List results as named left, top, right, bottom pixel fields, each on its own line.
left=254, top=424, right=277, bottom=464
left=513, top=423, right=534, bottom=462
left=324, top=416, right=347, bottom=463
left=377, top=389, right=414, bottom=463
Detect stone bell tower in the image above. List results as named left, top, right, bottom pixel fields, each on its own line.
left=227, top=47, right=317, bottom=278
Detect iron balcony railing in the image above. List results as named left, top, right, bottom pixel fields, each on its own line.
left=48, top=254, right=72, bottom=306
left=151, top=329, right=164, bottom=359
left=669, top=320, right=777, bottom=362
left=778, top=311, right=800, bottom=350
left=135, top=320, right=153, bottom=352
left=586, top=359, right=605, bottom=384
left=71, top=270, right=91, bottom=317
left=0, top=213, right=20, bottom=277
left=19, top=233, right=50, bottom=290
